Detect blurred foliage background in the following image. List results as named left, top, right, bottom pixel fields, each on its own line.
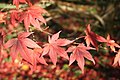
left=0, top=0, right=120, bottom=80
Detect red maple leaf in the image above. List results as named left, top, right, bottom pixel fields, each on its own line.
left=33, top=48, right=47, bottom=65
left=105, top=35, right=120, bottom=52
left=19, top=6, right=47, bottom=32
left=84, top=24, right=108, bottom=50
left=96, top=34, right=120, bottom=52
left=23, top=48, right=47, bottom=71
left=13, top=0, right=32, bottom=8
left=10, top=10, right=20, bottom=27
left=4, top=32, right=41, bottom=65
left=13, top=0, right=27, bottom=8
left=113, top=50, right=120, bottom=66
left=67, top=43, right=95, bottom=73
left=42, top=31, right=73, bottom=66
left=84, top=24, right=98, bottom=50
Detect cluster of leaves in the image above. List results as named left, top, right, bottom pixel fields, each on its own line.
left=0, top=0, right=120, bottom=77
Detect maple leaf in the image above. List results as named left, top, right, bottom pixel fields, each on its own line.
left=4, top=32, right=41, bottom=65
left=67, top=43, right=95, bottom=73
left=96, top=34, right=120, bottom=52
left=42, top=31, right=73, bottom=66
left=96, top=34, right=107, bottom=42
left=19, top=6, right=47, bottom=32
left=105, top=34, right=120, bottom=52
left=84, top=24, right=98, bottom=50
left=10, top=10, right=20, bottom=27
left=84, top=24, right=108, bottom=50
left=113, top=50, right=120, bottom=66
left=33, top=48, right=47, bottom=65
left=13, top=0, right=27, bottom=8
left=13, top=0, right=32, bottom=8
left=23, top=48, right=47, bottom=71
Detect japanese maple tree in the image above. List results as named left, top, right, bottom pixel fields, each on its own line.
left=0, top=0, right=120, bottom=78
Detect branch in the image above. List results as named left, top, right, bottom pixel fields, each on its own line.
left=0, top=2, right=53, bottom=10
